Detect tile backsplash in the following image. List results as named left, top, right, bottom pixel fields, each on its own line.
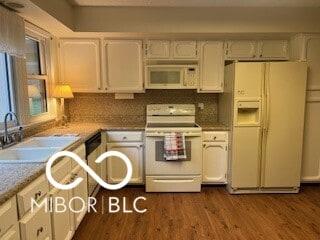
left=65, top=90, right=218, bottom=124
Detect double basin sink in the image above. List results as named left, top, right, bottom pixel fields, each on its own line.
left=0, top=136, right=80, bottom=163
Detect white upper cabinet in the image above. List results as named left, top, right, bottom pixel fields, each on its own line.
left=145, top=40, right=197, bottom=60
left=172, top=41, right=197, bottom=59
left=103, top=40, right=144, bottom=93
left=225, top=40, right=289, bottom=60
left=225, top=40, right=256, bottom=59
left=146, top=40, right=170, bottom=59
left=305, top=35, right=320, bottom=90
left=59, top=39, right=102, bottom=92
left=198, top=41, right=224, bottom=93
left=257, top=40, right=288, bottom=59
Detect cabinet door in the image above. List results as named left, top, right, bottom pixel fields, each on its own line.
left=172, top=41, right=197, bottom=59
left=71, top=166, right=88, bottom=230
left=59, top=39, right=101, bottom=92
left=301, top=91, right=320, bottom=182
left=146, top=40, right=170, bottom=59
left=50, top=177, right=73, bottom=240
left=198, top=41, right=224, bottom=92
left=305, top=36, right=320, bottom=90
left=202, top=142, right=227, bottom=183
left=257, top=40, right=288, bottom=59
left=107, top=143, right=144, bottom=184
left=0, top=224, right=20, bottom=240
left=225, top=41, right=256, bottom=59
left=104, top=40, right=144, bottom=92
left=19, top=205, right=51, bottom=240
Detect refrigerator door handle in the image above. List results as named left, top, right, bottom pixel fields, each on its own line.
left=265, top=63, right=271, bottom=133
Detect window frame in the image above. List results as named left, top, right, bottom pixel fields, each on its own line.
left=24, top=24, right=56, bottom=125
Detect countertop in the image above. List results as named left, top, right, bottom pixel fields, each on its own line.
left=0, top=121, right=228, bottom=205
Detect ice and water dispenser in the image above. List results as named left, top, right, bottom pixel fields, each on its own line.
left=235, top=100, right=261, bottom=126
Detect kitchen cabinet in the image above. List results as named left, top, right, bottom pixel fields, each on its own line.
left=70, top=144, right=87, bottom=230
left=145, top=40, right=197, bottom=60
left=304, top=35, right=320, bottom=90
left=19, top=205, right=51, bottom=240
left=49, top=157, right=73, bottom=240
left=0, top=197, right=20, bottom=240
left=257, top=40, right=288, bottom=59
left=103, top=40, right=144, bottom=93
left=225, top=40, right=288, bottom=60
left=301, top=91, right=320, bottom=182
left=198, top=41, right=224, bottom=93
left=301, top=35, right=320, bottom=182
left=18, top=175, right=51, bottom=240
left=59, top=39, right=102, bottom=92
left=106, top=131, right=144, bottom=184
left=202, top=132, right=228, bottom=184
left=50, top=175, right=73, bottom=240
left=145, top=40, right=170, bottom=59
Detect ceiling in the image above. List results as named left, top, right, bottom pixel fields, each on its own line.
left=72, top=0, right=320, bottom=7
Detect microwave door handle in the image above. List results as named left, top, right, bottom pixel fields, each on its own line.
left=183, top=69, right=187, bottom=86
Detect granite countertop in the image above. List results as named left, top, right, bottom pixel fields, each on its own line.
left=0, top=121, right=227, bottom=205
left=0, top=122, right=145, bottom=205
left=198, top=122, right=229, bottom=131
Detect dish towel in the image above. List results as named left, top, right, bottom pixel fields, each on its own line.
left=163, top=132, right=187, bottom=161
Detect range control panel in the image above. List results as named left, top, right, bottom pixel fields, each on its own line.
left=147, top=104, right=195, bottom=116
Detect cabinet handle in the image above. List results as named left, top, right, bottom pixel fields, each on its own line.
left=34, top=191, right=42, bottom=200
left=213, top=136, right=217, bottom=140
left=260, top=54, right=263, bottom=57
left=122, top=136, right=127, bottom=140
left=36, top=227, right=44, bottom=236
left=253, top=54, right=256, bottom=58
left=203, top=144, right=206, bottom=148
left=98, top=87, right=101, bottom=90
left=105, top=88, right=108, bottom=91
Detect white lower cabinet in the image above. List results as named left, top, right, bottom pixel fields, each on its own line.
left=202, top=132, right=228, bottom=184
left=19, top=205, right=51, bottom=240
left=0, top=197, right=20, bottom=240
left=17, top=175, right=51, bottom=240
left=50, top=178, right=73, bottom=240
left=70, top=144, right=88, bottom=224
left=106, top=131, right=144, bottom=184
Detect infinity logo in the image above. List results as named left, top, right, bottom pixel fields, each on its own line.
left=46, top=151, right=133, bottom=190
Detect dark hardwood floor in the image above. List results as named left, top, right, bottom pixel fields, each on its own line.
left=72, top=185, right=320, bottom=240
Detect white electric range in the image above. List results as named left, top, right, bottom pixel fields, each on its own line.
left=145, top=104, right=202, bottom=192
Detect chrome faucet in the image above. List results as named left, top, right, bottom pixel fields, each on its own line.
left=1, top=111, right=23, bottom=149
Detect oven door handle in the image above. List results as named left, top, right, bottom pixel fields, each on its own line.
left=153, top=178, right=195, bottom=183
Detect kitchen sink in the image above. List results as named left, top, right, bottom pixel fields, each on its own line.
left=0, top=136, right=80, bottom=163
left=14, top=136, right=80, bottom=149
left=0, top=147, right=60, bottom=163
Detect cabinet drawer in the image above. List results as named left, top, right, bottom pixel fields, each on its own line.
left=49, top=157, right=71, bottom=189
left=0, top=223, right=19, bottom=240
left=19, top=205, right=51, bottom=240
left=107, top=131, right=143, bottom=142
left=202, top=132, right=227, bottom=142
left=0, top=197, right=18, bottom=239
left=17, top=175, right=49, bottom=218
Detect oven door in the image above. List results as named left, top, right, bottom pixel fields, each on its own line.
left=145, top=132, right=202, bottom=175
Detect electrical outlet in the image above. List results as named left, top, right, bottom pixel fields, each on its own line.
left=198, top=103, right=204, bottom=110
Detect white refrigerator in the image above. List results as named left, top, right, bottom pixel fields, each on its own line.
left=219, top=61, right=307, bottom=194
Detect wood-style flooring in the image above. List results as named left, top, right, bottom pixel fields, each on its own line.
left=72, top=185, right=320, bottom=240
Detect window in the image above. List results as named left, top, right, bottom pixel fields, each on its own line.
left=25, top=36, right=48, bottom=116
left=0, top=52, right=15, bottom=118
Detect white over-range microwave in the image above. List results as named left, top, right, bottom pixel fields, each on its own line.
left=145, top=65, right=198, bottom=89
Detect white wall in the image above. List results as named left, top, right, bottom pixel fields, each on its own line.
left=74, top=7, right=320, bottom=33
